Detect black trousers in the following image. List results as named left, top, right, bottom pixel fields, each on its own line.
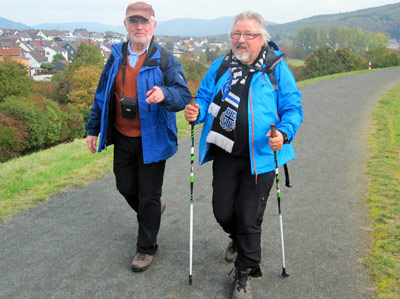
left=212, top=150, right=275, bottom=274
left=113, top=131, right=166, bottom=255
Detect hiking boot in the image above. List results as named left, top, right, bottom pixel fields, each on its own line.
left=161, top=201, right=166, bottom=214
left=131, top=253, right=154, bottom=272
left=232, top=269, right=252, bottom=299
left=225, top=240, right=238, bottom=263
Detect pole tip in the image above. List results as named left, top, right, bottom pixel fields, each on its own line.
left=282, top=268, right=289, bottom=277
left=189, top=275, right=193, bottom=285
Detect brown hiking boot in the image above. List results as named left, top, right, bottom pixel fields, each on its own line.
left=225, top=240, right=238, bottom=263
left=161, top=201, right=166, bottom=214
left=131, top=253, right=154, bottom=272
left=232, top=269, right=252, bottom=299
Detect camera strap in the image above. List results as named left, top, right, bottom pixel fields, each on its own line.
left=121, top=41, right=129, bottom=99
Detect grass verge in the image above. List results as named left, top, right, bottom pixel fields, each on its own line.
left=0, top=139, right=113, bottom=222
left=365, top=82, right=400, bottom=298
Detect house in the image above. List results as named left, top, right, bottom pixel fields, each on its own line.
left=62, top=43, right=76, bottom=61
left=24, top=49, right=48, bottom=75
left=54, top=60, right=69, bottom=71
left=387, top=39, right=400, bottom=51
left=0, top=48, right=30, bottom=74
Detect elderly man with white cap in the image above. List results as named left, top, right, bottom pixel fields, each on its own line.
left=86, top=2, right=191, bottom=272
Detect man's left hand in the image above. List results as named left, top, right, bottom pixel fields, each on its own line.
left=146, top=86, right=165, bottom=104
left=266, top=129, right=284, bottom=151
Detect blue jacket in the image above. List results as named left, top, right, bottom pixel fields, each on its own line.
left=86, top=39, right=191, bottom=164
left=195, top=47, right=303, bottom=176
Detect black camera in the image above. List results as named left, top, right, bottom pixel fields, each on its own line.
left=120, top=97, right=138, bottom=119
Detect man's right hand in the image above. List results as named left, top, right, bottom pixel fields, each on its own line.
left=184, top=103, right=199, bottom=122
left=86, top=135, right=98, bottom=153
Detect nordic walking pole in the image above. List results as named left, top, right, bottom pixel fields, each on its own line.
left=189, top=97, right=196, bottom=285
left=270, top=124, right=289, bottom=277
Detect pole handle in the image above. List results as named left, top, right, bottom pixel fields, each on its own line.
left=270, top=123, right=277, bottom=138
left=190, top=97, right=196, bottom=107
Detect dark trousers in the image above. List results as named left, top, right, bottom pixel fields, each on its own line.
left=113, top=131, right=166, bottom=255
left=212, top=150, right=275, bottom=274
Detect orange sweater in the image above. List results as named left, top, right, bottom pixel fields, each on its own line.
left=114, top=54, right=146, bottom=137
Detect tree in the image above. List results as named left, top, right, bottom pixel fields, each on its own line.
left=52, top=43, right=104, bottom=104
left=292, top=26, right=320, bottom=58
left=179, top=54, right=208, bottom=83
left=0, top=57, right=34, bottom=102
left=363, top=47, right=400, bottom=68
left=165, top=40, right=174, bottom=52
left=70, top=43, right=104, bottom=70
left=52, top=53, right=65, bottom=64
left=302, top=46, right=365, bottom=79
left=67, top=65, right=102, bottom=121
left=206, top=49, right=220, bottom=63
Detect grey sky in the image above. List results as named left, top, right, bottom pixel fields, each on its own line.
left=2, top=0, right=398, bottom=26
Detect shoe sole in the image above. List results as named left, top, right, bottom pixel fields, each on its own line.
left=131, top=264, right=150, bottom=272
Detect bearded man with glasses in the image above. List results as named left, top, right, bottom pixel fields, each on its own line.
left=86, top=2, right=191, bottom=273
left=184, top=11, right=303, bottom=299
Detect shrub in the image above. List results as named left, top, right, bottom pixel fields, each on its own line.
left=0, top=94, right=85, bottom=162
left=0, top=57, right=34, bottom=102
left=0, top=114, right=30, bottom=162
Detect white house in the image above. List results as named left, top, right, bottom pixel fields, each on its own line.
left=387, top=39, right=400, bottom=51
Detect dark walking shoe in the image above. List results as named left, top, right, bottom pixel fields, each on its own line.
left=161, top=201, right=166, bottom=214
left=225, top=240, right=238, bottom=263
left=131, top=253, right=154, bottom=272
left=232, top=269, right=252, bottom=299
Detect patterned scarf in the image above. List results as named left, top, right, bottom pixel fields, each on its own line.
left=206, top=47, right=268, bottom=153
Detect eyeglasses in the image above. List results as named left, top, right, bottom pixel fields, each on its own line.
left=126, top=17, right=151, bottom=27
left=231, top=32, right=261, bottom=40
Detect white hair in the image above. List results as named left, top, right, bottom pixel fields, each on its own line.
left=230, top=11, right=271, bottom=43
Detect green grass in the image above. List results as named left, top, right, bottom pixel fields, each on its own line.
left=365, top=82, right=400, bottom=299
left=0, top=139, right=113, bottom=222
left=297, top=68, right=376, bottom=87
left=286, top=59, right=304, bottom=67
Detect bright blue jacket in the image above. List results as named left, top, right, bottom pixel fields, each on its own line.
left=86, top=39, right=191, bottom=164
left=195, top=48, right=303, bottom=176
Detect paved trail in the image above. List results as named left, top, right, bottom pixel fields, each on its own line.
left=1, top=67, right=400, bottom=299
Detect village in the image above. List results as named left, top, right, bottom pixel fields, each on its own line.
left=0, top=28, right=230, bottom=78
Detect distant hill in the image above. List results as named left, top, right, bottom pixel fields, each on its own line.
left=156, top=17, right=233, bottom=37
left=35, top=22, right=125, bottom=34
left=1, top=3, right=399, bottom=38
left=0, top=17, right=31, bottom=30
left=268, top=2, right=400, bottom=40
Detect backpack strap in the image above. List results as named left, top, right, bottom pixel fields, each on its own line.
left=215, top=51, right=233, bottom=84
left=160, top=47, right=170, bottom=85
left=142, top=39, right=170, bottom=85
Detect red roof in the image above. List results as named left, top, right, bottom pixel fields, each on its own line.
left=0, top=48, right=21, bottom=56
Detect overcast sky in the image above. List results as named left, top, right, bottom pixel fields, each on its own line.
left=2, top=0, right=399, bottom=26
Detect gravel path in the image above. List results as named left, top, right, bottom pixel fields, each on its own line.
left=1, top=67, right=400, bottom=299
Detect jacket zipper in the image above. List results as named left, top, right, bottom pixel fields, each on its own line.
left=249, top=87, right=258, bottom=183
